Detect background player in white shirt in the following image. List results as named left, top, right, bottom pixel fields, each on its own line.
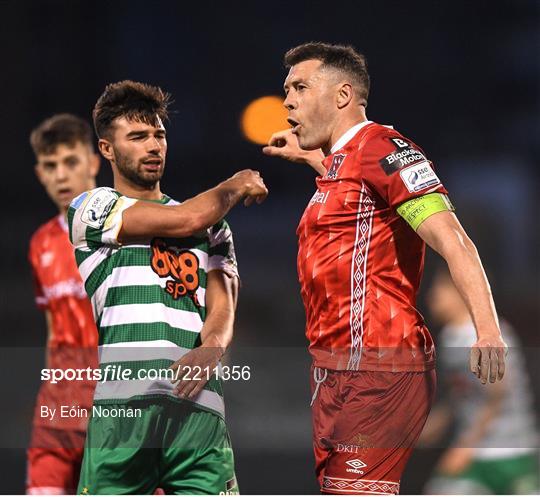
left=421, top=267, right=539, bottom=494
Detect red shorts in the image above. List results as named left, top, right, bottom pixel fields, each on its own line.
left=310, top=367, right=436, bottom=495
left=26, top=426, right=86, bottom=494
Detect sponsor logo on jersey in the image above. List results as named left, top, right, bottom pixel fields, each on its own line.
left=345, top=458, right=367, bottom=474
left=80, top=189, right=117, bottom=229
left=326, top=154, right=347, bottom=180
left=150, top=238, right=201, bottom=306
left=399, top=161, right=441, bottom=193
left=379, top=138, right=426, bottom=175
left=43, top=278, right=87, bottom=300
left=336, top=433, right=373, bottom=454
left=309, top=190, right=330, bottom=206
left=336, top=443, right=364, bottom=454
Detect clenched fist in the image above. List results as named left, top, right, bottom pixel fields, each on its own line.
left=228, top=169, right=268, bottom=206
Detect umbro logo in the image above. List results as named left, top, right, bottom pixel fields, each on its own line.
left=345, top=458, right=367, bottom=474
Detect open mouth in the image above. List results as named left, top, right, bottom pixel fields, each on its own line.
left=142, top=159, right=162, bottom=171
left=287, top=117, right=301, bottom=134
left=57, top=188, right=72, bottom=198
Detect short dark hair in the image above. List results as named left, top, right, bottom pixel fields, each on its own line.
left=284, top=42, right=370, bottom=104
left=30, top=113, right=94, bottom=156
left=93, top=80, right=171, bottom=139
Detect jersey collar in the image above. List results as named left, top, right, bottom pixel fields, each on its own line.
left=330, top=120, right=372, bottom=154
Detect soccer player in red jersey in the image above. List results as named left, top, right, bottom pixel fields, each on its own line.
left=263, top=42, right=507, bottom=494
left=27, top=114, right=100, bottom=494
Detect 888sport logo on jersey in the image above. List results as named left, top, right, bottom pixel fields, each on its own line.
left=150, top=238, right=201, bottom=306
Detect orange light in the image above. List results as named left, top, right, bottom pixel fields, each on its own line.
left=241, top=95, right=288, bottom=145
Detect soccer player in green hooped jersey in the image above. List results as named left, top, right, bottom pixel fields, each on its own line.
left=67, top=80, right=268, bottom=494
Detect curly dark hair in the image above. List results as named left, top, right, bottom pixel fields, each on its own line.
left=30, top=114, right=94, bottom=156
left=284, top=42, right=370, bottom=104
left=93, top=80, right=172, bottom=139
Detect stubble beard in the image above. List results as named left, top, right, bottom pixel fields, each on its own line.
left=298, top=126, right=324, bottom=151
left=114, top=148, right=164, bottom=189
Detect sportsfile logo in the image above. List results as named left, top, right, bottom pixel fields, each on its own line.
left=345, top=459, right=367, bottom=474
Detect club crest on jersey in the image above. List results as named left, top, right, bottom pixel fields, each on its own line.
left=150, top=238, right=201, bottom=307
left=326, top=154, right=347, bottom=180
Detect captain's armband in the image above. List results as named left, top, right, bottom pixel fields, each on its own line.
left=396, top=193, right=455, bottom=231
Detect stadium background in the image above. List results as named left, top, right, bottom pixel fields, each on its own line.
left=0, top=0, right=537, bottom=493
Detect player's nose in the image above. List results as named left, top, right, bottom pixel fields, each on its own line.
left=147, top=136, right=162, bottom=153
left=55, top=164, right=68, bottom=181
left=283, top=93, right=296, bottom=111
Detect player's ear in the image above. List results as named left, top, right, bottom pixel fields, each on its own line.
left=98, top=139, right=114, bottom=162
left=336, top=83, right=353, bottom=109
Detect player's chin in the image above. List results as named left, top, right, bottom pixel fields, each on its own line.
left=55, top=196, right=72, bottom=211
left=298, top=137, right=321, bottom=151
left=139, top=170, right=163, bottom=184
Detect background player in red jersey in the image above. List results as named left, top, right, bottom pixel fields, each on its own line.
left=263, top=42, right=507, bottom=495
left=27, top=114, right=100, bottom=494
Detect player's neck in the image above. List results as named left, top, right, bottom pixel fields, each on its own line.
left=325, top=111, right=368, bottom=155
left=114, top=175, right=163, bottom=201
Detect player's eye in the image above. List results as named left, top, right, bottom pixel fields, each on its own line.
left=42, top=163, right=56, bottom=171
left=65, top=157, right=80, bottom=168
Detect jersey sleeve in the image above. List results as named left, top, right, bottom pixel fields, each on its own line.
left=28, top=239, right=48, bottom=310
left=67, top=187, right=138, bottom=249
left=361, top=129, right=448, bottom=209
left=207, top=219, right=239, bottom=279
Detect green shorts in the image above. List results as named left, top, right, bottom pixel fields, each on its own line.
left=426, top=452, right=540, bottom=494
left=77, top=400, right=238, bottom=495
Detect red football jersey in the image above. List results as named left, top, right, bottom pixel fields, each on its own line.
left=29, top=215, right=98, bottom=430
left=297, top=122, right=448, bottom=371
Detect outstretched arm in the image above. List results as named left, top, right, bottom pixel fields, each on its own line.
left=417, top=211, right=507, bottom=383
left=120, top=169, right=268, bottom=242
left=169, top=270, right=238, bottom=399
left=263, top=129, right=326, bottom=175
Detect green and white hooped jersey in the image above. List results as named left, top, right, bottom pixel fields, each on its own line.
left=67, top=187, right=239, bottom=418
